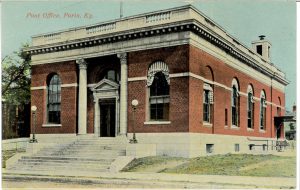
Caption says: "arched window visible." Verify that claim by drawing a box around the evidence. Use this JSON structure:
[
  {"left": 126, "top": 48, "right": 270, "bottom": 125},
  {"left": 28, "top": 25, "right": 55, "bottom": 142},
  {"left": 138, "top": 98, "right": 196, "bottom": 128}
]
[
  {"left": 277, "top": 97, "right": 281, "bottom": 116},
  {"left": 203, "top": 83, "right": 213, "bottom": 123},
  {"left": 231, "top": 79, "right": 239, "bottom": 127},
  {"left": 260, "top": 91, "right": 267, "bottom": 130},
  {"left": 47, "top": 74, "right": 61, "bottom": 124},
  {"left": 247, "top": 85, "right": 254, "bottom": 129},
  {"left": 147, "top": 61, "right": 170, "bottom": 121}
]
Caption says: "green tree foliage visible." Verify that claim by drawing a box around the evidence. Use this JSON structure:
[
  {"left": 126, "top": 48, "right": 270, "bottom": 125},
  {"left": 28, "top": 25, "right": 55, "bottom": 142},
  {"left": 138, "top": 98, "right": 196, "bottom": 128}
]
[{"left": 2, "top": 44, "right": 31, "bottom": 105}]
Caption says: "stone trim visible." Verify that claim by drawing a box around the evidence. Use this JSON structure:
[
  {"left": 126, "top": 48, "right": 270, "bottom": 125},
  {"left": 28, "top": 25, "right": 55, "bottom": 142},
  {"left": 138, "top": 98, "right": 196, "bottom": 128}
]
[
  {"left": 61, "top": 83, "right": 78, "bottom": 88},
  {"left": 26, "top": 21, "right": 287, "bottom": 86},
  {"left": 30, "top": 86, "right": 46, "bottom": 90},
  {"left": 144, "top": 121, "right": 171, "bottom": 125},
  {"left": 128, "top": 72, "right": 284, "bottom": 109},
  {"left": 128, "top": 77, "right": 147, "bottom": 82},
  {"left": 31, "top": 83, "right": 78, "bottom": 90},
  {"left": 42, "top": 124, "right": 62, "bottom": 127}
]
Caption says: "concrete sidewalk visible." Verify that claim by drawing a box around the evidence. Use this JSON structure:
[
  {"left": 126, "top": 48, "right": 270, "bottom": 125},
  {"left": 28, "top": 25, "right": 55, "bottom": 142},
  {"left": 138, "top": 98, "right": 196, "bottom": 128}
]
[{"left": 2, "top": 169, "right": 296, "bottom": 189}]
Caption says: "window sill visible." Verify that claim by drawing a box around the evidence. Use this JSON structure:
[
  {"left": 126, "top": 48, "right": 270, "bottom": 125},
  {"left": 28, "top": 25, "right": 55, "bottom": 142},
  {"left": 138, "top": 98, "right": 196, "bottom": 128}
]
[
  {"left": 203, "top": 122, "right": 212, "bottom": 127},
  {"left": 259, "top": 129, "right": 266, "bottom": 133},
  {"left": 144, "top": 121, "right": 171, "bottom": 125},
  {"left": 231, "top": 125, "right": 240, "bottom": 130},
  {"left": 247, "top": 128, "right": 254, "bottom": 132},
  {"left": 42, "top": 124, "right": 62, "bottom": 127}
]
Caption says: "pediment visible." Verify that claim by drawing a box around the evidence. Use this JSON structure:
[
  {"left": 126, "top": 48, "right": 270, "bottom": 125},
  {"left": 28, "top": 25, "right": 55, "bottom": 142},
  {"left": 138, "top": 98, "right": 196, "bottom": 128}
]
[{"left": 90, "top": 79, "right": 119, "bottom": 92}]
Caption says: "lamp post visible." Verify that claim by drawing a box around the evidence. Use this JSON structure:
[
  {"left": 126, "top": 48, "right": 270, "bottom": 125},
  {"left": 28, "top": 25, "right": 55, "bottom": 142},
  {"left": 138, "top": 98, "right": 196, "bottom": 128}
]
[
  {"left": 30, "top": 105, "right": 38, "bottom": 143},
  {"left": 130, "top": 99, "right": 138, "bottom": 143}
]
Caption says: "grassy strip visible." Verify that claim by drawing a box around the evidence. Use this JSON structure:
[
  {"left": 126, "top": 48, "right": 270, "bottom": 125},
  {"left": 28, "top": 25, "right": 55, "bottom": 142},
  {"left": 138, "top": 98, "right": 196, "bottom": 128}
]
[{"left": 122, "top": 154, "right": 296, "bottom": 177}]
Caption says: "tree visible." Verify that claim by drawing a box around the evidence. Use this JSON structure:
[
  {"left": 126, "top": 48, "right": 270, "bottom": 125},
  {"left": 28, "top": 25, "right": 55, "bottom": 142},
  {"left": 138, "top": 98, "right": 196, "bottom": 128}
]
[{"left": 2, "top": 44, "right": 31, "bottom": 105}]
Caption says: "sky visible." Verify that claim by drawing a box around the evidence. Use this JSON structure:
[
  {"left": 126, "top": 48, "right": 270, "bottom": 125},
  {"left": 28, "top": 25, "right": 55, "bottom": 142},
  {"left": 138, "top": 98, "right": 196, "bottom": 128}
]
[{"left": 1, "top": 0, "right": 297, "bottom": 110}]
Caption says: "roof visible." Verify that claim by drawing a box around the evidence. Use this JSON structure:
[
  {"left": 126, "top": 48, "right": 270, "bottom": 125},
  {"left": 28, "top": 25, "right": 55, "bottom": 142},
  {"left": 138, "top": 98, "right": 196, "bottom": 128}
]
[{"left": 25, "top": 5, "right": 288, "bottom": 85}]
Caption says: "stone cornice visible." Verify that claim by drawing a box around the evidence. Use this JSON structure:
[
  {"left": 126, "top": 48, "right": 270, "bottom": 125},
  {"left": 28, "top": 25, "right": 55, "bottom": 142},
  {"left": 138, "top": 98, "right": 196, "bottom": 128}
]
[{"left": 25, "top": 21, "right": 288, "bottom": 86}]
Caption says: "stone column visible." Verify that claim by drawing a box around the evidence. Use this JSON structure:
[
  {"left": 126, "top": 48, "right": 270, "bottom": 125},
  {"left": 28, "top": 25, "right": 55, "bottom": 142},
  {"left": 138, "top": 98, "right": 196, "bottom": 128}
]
[
  {"left": 117, "top": 53, "right": 128, "bottom": 136},
  {"left": 76, "top": 58, "right": 87, "bottom": 135}
]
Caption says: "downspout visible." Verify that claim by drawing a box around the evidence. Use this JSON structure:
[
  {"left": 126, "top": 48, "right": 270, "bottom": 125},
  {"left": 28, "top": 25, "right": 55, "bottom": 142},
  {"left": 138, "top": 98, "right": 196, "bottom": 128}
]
[
  {"left": 212, "top": 85, "right": 214, "bottom": 134},
  {"left": 270, "top": 72, "right": 275, "bottom": 150}
]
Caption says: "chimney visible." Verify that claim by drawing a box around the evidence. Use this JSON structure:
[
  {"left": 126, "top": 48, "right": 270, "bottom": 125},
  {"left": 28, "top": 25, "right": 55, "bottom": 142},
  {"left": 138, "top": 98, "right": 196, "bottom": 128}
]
[
  {"left": 252, "top": 35, "right": 271, "bottom": 62},
  {"left": 292, "top": 103, "right": 296, "bottom": 113}
]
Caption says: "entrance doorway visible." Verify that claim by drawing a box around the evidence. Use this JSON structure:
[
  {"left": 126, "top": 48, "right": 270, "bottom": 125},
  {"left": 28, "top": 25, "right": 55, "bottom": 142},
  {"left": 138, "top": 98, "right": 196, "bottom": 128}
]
[{"left": 100, "top": 99, "right": 116, "bottom": 137}]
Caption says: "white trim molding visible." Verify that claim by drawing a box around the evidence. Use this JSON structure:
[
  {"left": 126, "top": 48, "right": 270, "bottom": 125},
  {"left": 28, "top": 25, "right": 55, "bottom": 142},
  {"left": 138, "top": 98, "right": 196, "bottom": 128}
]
[
  {"left": 30, "top": 86, "right": 46, "bottom": 90},
  {"left": 128, "top": 71, "right": 285, "bottom": 109},
  {"left": 61, "top": 83, "right": 78, "bottom": 88},
  {"left": 128, "top": 76, "right": 147, "bottom": 82},
  {"left": 144, "top": 121, "right": 171, "bottom": 125},
  {"left": 42, "top": 124, "right": 62, "bottom": 127},
  {"left": 31, "top": 83, "right": 78, "bottom": 90}
]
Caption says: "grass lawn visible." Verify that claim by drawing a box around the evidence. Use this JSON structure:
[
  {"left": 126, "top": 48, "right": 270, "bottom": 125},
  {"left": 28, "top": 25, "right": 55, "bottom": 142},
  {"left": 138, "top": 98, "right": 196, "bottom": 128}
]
[
  {"left": 122, "top": 154, "right": 296, "bottom": 177},
  {"left": 2, "top": 149, "right": 25, "bottom": 168}
]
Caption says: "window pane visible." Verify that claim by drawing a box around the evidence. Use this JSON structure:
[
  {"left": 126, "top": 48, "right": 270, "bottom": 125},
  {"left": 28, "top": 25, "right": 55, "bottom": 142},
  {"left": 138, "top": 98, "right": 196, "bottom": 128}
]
[
  {"left": 150, "top": 72, "right": 169, "bottom": 96},
  {"left": 48, "top": 74, "right": 61, "bottom": 124},
  {"left": 149, "top": 71, "right": 170, "bottom": 121}
]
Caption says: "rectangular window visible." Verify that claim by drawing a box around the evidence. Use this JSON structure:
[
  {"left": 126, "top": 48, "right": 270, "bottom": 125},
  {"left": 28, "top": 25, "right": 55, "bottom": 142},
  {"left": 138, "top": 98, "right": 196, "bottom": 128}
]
[
  {"left": 234, "top": 144, "right": 240, "bottom": 152},
  {"left": 150, "top": 96, "right": 169, "bottom": 120},
  {"left": 247, "top": 94, "right": 254, "bottom": 129},
  {"left": 260, "top": 99, "right": 266, "bottom": 130},
  {"left": 225, "top": 109, "right": 228, "bottom": 126},
  {"left": 232, "top": 106, "right": 237, "bottom": 126},
  {"left": 206, "top": 144, "right": 214, "bottom": 154},
  {"left": 203, "top": 90, "right": 210, "bottom": 123},
  {"left": 231, "top": 87, "right": 239, "bottom": 127}
]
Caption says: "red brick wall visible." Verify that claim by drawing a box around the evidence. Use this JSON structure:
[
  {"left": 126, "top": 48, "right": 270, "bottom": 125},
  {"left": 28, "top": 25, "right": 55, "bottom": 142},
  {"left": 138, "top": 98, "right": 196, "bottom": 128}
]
[
  {"left": 127, "top": 45, "right": 190, "bottom": 133},
  {"left": 31, "top": 61, "right": 77, "bottom": 134},
  {"left": 189, "top": 45, "right": 285, "bottom": 138},
  {"left": 30, "top": 44, "right": 285, "bottom": 138}
]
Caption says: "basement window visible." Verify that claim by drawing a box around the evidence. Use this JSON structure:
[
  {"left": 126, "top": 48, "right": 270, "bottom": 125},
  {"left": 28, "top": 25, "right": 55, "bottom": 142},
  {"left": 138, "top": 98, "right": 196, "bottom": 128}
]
[
  {"left": 234, "top": 144, "right": 240, "bottom": 152},
  {"left": 206, "top": 144, "right": 214, "bottom": 154},
  {"left": 262, "top": 144, "right": 267, "bottom": 151},
  {"left": 249, "top": 144, "right": 255, "bottom": 151}
]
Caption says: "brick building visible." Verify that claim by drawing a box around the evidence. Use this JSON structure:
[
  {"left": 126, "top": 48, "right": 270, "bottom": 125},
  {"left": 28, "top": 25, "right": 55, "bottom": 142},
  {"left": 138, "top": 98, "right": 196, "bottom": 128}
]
[{"left": 26, "top": 5, "right": 288, "bottom": 157}]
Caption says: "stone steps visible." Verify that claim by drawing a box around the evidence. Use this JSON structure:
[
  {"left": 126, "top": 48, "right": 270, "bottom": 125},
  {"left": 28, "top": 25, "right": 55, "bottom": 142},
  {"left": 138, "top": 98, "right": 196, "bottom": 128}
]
[
  {"left": 21, "top": 156, "right": 114, "bottom": 162},
  {"left": 6, "top": 137, "right": 127, "bottom": 173},
  {"left": 9, "top": 165, "right": 109, "bottom": 172},
  {"left": 12, "top": 161, "right": 110, "bottom": 169},
  {"left": 34, "top": 151, "right": 125, "bottom": 157},
  {"left": 19, "top": 158, "right": 114, "bottom": 164}
]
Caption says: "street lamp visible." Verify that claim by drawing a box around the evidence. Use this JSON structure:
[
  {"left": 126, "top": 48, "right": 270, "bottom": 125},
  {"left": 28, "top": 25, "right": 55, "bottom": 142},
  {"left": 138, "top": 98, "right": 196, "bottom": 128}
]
[
  {"left": 30, "top": 105, "right": 38, "bottom": 143},
  {"left": 130, "top": 99, "right": 138, "bottom": 143}
]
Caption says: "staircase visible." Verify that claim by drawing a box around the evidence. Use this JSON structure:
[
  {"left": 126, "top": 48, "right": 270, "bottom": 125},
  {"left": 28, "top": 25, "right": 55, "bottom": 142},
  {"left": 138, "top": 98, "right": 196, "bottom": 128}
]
[{"left": 6, "top": 137, "right": 127, "bottom": 173}]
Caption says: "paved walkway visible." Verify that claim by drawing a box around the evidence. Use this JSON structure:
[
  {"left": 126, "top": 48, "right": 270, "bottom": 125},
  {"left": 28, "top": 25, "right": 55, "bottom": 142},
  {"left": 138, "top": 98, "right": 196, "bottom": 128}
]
[{"left": 2, "top": 169, "right": 296, "bottom": 189}]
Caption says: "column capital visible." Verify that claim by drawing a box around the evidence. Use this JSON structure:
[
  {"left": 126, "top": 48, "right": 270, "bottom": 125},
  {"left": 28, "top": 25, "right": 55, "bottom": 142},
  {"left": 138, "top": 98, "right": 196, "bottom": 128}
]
[
  {"left": 117, "top": 53, "right": 127, "bottom": 64},
  {"left": 76, "top": 58, "right": 87, "bottom": 70}
]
